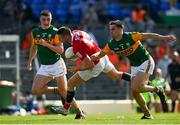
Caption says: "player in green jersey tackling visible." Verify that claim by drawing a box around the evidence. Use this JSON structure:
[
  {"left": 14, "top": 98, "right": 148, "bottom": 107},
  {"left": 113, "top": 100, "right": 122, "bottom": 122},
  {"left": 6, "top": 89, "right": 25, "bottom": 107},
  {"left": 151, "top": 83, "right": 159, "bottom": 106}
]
[
  {"left": 91, "top": 20, "right": 176, "bottom": 119},
  {"left": 27, "top": 10, "right": 84, "bottom": 119}
]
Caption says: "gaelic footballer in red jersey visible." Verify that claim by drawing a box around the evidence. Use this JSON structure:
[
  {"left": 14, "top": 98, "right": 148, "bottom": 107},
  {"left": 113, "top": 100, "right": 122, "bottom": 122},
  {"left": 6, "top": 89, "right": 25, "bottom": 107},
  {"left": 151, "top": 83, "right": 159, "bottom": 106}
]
[
  {"left": 72, "top": 30, "right": 101, "bottom": 64},
  {"left": 54, "top": 26, "right": 131, "bottom": 115}
]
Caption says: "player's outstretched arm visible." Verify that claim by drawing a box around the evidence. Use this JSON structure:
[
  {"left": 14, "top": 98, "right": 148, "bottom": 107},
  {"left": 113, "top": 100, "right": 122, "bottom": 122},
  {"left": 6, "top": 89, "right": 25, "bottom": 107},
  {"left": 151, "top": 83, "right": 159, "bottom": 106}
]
[
  {"left": 68, "top": 55, "right": 94, "bottom": 73},
  {"left": 141, "top": 33, "right": 176, "bottom": 42},
  {"left": 91, "top": 50, "right": 107, "bottom": 61},
  {"left": 76, "top": 55, "right": 94, "bottom": 71}
]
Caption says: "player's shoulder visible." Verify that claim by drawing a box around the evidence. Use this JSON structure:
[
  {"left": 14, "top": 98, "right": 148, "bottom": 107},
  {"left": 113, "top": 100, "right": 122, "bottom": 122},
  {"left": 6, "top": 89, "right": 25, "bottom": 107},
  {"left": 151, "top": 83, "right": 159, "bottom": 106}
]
[
  {"left": 31, "top": 26, "right": 42, "bottom": 37},
  {"left": 72, "top": 30, "right": 82, "bottom": 35},
  {"left": 109, "top": 39, "right": 114, "bottom": 43},
  {"left": 50, "top": 25, "right": 58, "bottom": 31},
  {"left": 48, "top": 26, "right": 58, "bottom": 35},
  {"left": 123, "top": 32, "right": 141, "bottom": 38},
  {"left": 124, "top": 32, "right": 139, "bottom": 35},
  {"left": 72, "top": 30, "right": 84, "bottom": 41},
  {"left": 107, "top": 39, "right": 116, "bottom": 47},
  {"left": 31, "top": 26, "right": 40, "bottom": 33}
]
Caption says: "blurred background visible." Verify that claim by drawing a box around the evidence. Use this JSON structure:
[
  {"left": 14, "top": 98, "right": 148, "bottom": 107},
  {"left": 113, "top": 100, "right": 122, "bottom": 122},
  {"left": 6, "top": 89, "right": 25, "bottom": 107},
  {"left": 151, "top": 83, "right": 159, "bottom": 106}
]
[{"left": 0, "top": 0, "right": 179, "bottom": 115}]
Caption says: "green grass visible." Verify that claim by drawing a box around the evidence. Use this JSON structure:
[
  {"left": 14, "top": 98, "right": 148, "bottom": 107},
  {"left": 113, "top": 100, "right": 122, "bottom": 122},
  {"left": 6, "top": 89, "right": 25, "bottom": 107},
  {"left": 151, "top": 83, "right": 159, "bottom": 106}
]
[{"left": 0, "top": 113, "right": 179, "bottom": 124}]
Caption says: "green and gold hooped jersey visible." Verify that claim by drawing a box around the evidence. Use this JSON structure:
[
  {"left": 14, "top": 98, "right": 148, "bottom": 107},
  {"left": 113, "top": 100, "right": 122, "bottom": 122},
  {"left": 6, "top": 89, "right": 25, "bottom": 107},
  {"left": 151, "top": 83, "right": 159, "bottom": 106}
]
[
  {"left": 31, "top": 26, "right": 61, "bottom": 65},
  {"left": 103, "top": 32, "right": 150, "bottom": 66}
]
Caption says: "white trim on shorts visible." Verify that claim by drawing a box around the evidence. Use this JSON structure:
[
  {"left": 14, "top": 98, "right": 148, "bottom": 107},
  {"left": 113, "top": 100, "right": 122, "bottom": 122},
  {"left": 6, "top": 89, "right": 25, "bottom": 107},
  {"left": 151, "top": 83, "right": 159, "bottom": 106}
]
[
  {"left": 78, "top": 55, "right": 114, "bottom": 81},
  {"left": 37, "top": 58, "right": 67, "bottom": 78},
  {"left": 131, "top": 57, "right": 155, "bottom": 76}
]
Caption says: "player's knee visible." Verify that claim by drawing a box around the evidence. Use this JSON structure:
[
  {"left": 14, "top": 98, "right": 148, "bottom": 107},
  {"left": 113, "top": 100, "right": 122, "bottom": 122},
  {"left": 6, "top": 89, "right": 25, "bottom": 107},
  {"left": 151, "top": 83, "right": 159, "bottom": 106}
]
[
  {"left": 68, "top": 84, "right": 76, "bottom": 91},
  {"left": 132, "top": 87, "right": 140, "bottom": 93},
  {"left": 110, "top": 70, "right": 119, "bottom": 79},
  {"left": 132, "top": 81, "right": 145, "bottom": 92},
  {"left": 131, "top": 82, "right": 140, "bottom": 92},
  {"left": 138, "top": 84, "right": 146, "bottom": 92},
  {"left": 114, "top": 73, "right": 121, "bottom": 80}
]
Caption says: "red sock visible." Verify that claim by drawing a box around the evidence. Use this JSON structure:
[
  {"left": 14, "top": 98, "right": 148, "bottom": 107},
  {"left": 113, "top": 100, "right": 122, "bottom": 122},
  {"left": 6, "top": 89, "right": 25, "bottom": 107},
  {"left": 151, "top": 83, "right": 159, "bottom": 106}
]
[{"left": 64, "top": 102, "right": 70, "bottom": 110}]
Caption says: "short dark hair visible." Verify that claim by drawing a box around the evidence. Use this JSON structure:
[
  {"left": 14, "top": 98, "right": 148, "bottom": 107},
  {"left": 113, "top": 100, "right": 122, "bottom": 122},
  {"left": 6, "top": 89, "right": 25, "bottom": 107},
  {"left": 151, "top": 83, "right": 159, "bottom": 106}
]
[
  {"left": 57, "top": 26, "right": 71, "bottom": 36},
  {"left": 40, "top": 10, "right": 52, "bottom": 17},
  {"left": 109, "top": 20, "right": 124, "bottom": 28}
]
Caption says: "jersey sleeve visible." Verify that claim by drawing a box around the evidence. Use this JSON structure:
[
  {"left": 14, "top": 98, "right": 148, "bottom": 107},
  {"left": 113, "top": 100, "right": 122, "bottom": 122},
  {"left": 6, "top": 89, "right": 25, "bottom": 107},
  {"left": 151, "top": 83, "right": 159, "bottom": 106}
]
[
  {"left": 131, "top": 32, "right": 143, "bottom": 42},
  {"left": 102, "top": 44, "right": 111, "bottom": 53},
  {"left": 31, "top": 32, "right": 36, "bottom": 46}
]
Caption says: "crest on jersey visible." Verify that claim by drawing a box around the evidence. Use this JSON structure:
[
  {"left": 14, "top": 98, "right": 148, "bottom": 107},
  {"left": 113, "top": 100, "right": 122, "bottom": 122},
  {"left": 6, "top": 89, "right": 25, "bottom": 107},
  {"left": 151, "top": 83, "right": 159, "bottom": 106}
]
[
  {"left": 42, "top": 33, "right": 47, "bottom": 38},
  {"left": 48, "top": 34, "right": 52, "bottom": 39},
  {"left": 74, "top": 34, "right": 80, "bottom": 41}
]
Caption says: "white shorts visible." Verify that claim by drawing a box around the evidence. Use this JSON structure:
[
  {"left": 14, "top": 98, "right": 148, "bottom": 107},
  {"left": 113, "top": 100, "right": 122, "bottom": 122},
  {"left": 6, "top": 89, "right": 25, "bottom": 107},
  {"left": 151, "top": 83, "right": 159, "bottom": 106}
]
[
  {"left": 37, "top": 58, "right": 67, "bottom": 78},
  {"left": 78, "top": 55, "right": 114, "bottom": 81},
  {"left": 131, "top": 57, "right": 155, "bottom": 76}
]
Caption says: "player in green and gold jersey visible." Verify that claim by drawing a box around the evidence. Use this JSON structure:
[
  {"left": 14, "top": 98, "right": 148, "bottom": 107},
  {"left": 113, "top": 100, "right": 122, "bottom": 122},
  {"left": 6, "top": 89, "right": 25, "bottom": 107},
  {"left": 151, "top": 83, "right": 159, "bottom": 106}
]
[
  {"left": 92, "top": 20, "right": 176, "bottom": 119},
  {"left": 27, "top": 10, "right": 84, "bottom": 119}
]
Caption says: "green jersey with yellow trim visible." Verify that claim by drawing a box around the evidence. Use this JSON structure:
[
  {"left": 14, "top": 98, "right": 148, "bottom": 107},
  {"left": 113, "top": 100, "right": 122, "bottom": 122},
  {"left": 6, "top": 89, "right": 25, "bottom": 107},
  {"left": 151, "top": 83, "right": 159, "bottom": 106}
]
[
  {"left": 32, "top": 26, "right": 61, "bottom": 65},
  {"left": 106, "top": 32, "right": 150, "bottom": 66}
]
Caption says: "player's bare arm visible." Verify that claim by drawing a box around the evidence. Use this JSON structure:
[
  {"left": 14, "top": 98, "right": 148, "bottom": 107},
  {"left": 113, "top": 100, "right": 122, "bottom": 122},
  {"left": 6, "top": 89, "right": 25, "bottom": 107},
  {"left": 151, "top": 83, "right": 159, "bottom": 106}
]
[
  {"left": 141, "top": 33, "right": 176, "bottom": 42},
  {"left": 68, "top": 55, "right": 94, "bottom": 73},
  {"left": 91, "top": 50, "right": 107, "bottom": 61},
  {"left": 27, "top": 33, "right": 37, "bottom": 71},
  {"left": 38, "top": 38, "right": 64, "bottom": 54},
  {"left": 27, "top": 44, "right": 37, "bottom": 71}
]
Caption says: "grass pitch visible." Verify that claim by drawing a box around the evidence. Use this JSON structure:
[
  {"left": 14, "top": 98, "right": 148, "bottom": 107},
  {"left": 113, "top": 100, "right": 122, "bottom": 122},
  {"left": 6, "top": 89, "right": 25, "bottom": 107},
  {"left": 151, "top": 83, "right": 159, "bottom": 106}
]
[{"left": 0, "top": 113, "right": 179, "bottom": 124}]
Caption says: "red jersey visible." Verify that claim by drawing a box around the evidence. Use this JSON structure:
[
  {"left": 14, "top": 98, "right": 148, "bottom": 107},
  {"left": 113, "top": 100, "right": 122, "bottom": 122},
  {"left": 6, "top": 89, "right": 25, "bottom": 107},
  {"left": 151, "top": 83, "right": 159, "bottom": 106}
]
[{"left": 72, "top": 30, "right": 101, "bottom": 64}]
